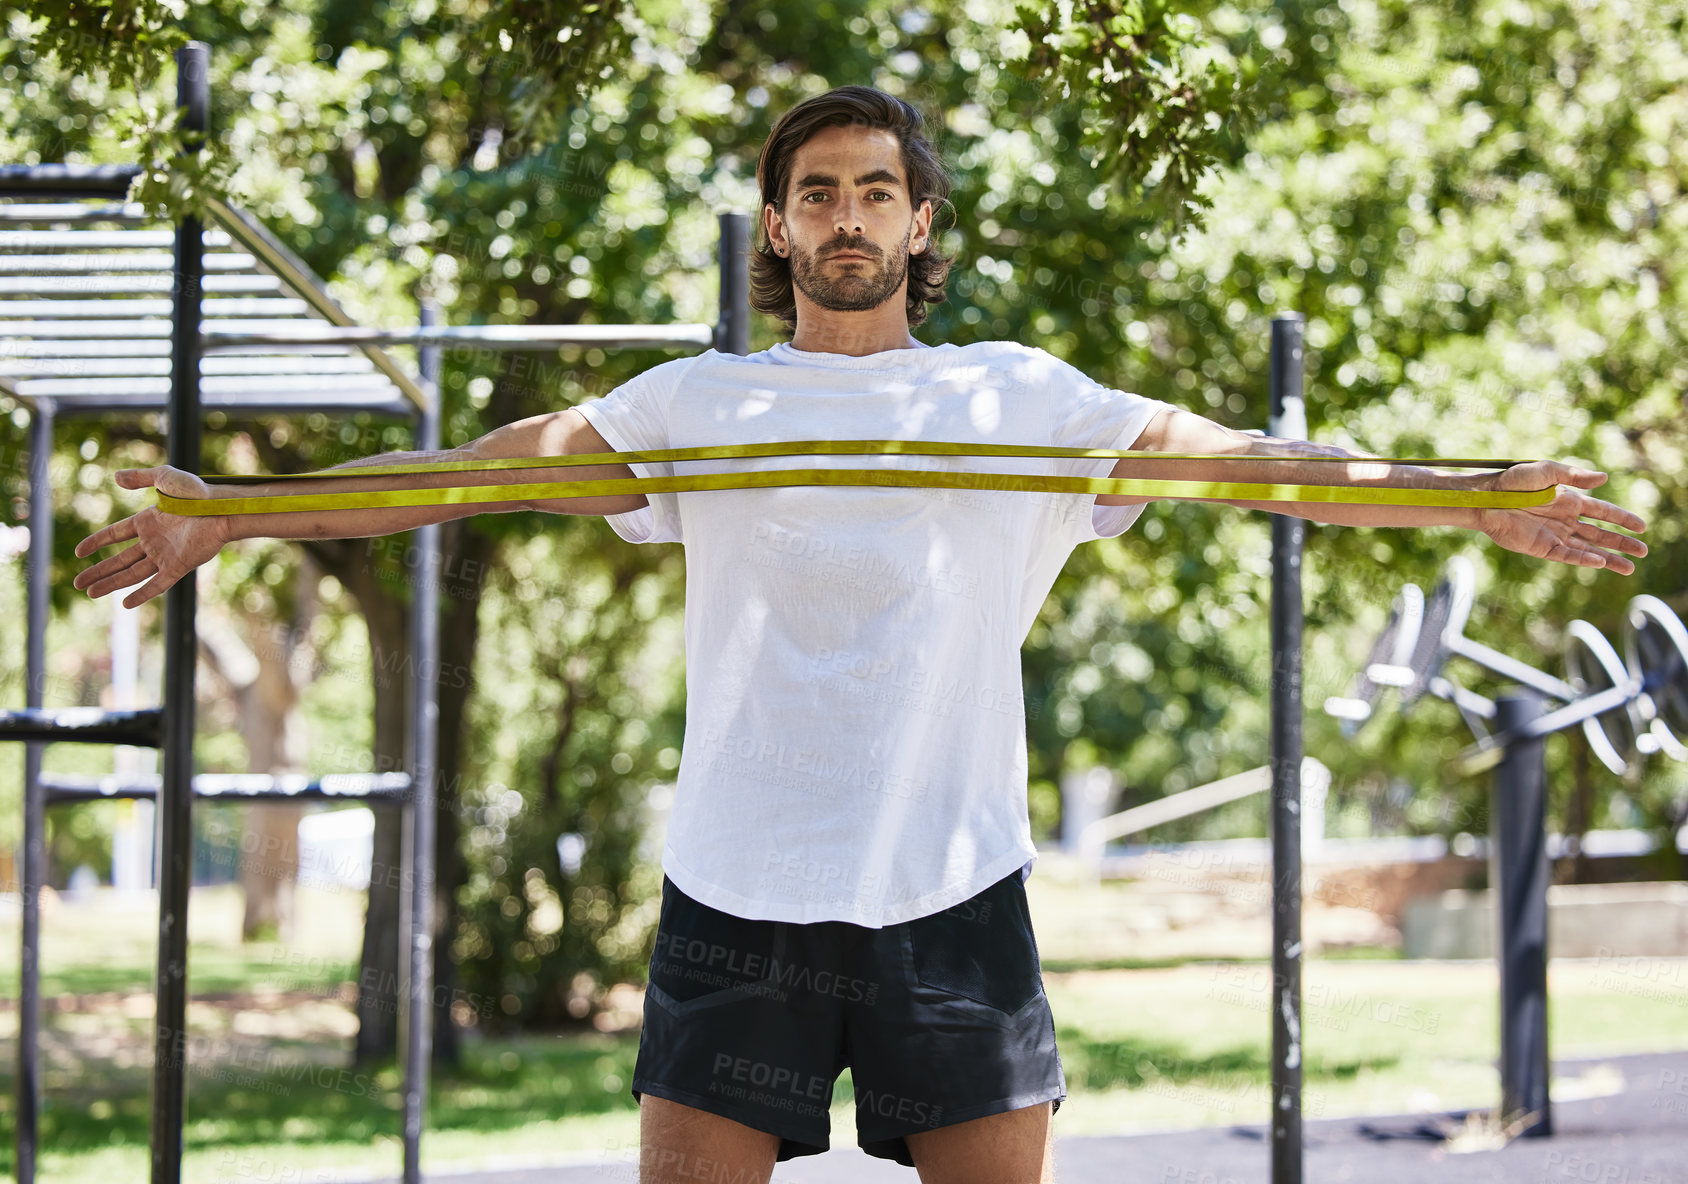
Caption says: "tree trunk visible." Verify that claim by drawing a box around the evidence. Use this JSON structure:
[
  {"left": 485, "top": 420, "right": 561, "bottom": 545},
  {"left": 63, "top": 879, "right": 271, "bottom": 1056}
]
[
  {"left": 353, "top": 560, "right": 411, "bottom": 1066},
  {"left": 195, "top": 564, "right": 314, "bottom": 942},
  {"left": 304, "top": 538, "right": 412, "bottom": 1066},
  {"left": 237, "top": 570, "right": 315, "bottom": 940},
  {"left": 295, "top": 422, "right": 500, "bottom": 1065},
  {"left": 313, "top": 525, "right": 489, "bottom": 1067},
  {"left": 429, "top": 516, "right": 494, "bottom": 1068},
  {"left": 239, "top": 801, "right": 305, "bottom": 937}
]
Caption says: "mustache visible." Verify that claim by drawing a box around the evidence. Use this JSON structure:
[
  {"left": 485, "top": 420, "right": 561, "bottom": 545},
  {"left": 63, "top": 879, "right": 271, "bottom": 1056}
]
[{"left": 821, "top": 236, "right": 881, "bottom": 258}]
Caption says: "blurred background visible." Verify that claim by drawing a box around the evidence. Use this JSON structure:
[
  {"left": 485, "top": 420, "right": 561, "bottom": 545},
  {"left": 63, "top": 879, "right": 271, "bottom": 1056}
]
[{"left": 1, "top": 0, "right": 1685, "bottom": 1179}]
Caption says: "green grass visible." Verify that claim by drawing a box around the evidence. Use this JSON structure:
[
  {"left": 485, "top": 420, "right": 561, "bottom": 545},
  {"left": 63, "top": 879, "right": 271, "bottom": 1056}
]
[
  {"left": 4, "top": 882, "right": 360, "bottom": 999},
  {"left": 1041, "top": 958, "right": 1688, "bottom": 1134},
  {"left": 0, "top": 1034, "right": 650, "bottom": 1183},
  {"left": 1, "top": 882, "right": 1685, "bottom": 1182},
  {"left": 1307, "top": 943, "right": 1406, "bottom": 961}
]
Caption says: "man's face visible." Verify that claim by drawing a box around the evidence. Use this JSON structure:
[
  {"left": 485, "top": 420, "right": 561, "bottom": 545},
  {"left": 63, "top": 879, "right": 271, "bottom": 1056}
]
[{"left": 766, "top": 124, "right": 930, "bottom": 316}]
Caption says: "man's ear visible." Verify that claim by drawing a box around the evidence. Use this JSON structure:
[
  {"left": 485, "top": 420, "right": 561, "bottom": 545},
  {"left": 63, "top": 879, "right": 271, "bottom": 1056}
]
[
  {"left": 910, "top": 198, "right": 934, "bottom": 255},
  {"left": 764, "top": 202, "right": 789, "bottom": 257}
]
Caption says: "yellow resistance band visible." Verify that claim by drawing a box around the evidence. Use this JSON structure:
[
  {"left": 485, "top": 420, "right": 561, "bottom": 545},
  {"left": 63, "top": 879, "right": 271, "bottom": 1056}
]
[{"left": 155, "top": 440, "right": 1554, "bottom": 517}]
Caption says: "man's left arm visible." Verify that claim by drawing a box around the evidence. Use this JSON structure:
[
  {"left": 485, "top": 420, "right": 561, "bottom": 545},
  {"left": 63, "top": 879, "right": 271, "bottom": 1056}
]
[{"left": 1097, "top": 407, "right": 1649, "bottom": 574}]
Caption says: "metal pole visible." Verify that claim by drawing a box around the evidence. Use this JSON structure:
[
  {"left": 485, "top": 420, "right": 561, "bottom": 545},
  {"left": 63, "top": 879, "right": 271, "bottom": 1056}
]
[
  {"left": 1267, "top": 312, "right": 1306, "bottom": 1184},
  {"left": 1492, "top": 690, "right": 1552, "bottom": 1137},
  {"left": 16, "top": 398, "right": 54, "bottom": 1184},
  {"left": 715, "top": 212, "right": 750, "bottom": 355},
  {"left": 402, "top": 299, "right": 442, "bottom": 1184},
  {"left": 151, "top": 40, "right": 208, "bottom": 1184}
]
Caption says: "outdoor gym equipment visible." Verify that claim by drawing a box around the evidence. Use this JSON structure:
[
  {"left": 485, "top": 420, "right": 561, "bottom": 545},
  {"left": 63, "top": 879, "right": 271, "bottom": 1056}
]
[
  {"left": 1324, "top": 555, "right": 1688, "bottom": 1138},
  {"left": 0, "top": 42, "right": 751, "bottom": 1184}
]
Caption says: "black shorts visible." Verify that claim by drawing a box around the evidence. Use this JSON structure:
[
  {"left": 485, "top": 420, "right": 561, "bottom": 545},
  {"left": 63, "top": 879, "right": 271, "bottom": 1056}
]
[{"left": 631, "top": 869, "right": 1066, "bottom": 1165}]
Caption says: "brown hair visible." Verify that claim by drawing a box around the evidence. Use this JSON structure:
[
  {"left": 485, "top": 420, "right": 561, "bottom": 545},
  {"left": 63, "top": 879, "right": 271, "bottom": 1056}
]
[{"left": 751, "top": 85, "right": 954, "bottom": 329}]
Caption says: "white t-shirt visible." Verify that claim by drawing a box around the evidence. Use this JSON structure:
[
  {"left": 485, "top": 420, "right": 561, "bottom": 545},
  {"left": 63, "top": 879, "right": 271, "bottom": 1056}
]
[{"left": 577, "top": 339, "right": 1173, "bottom": 927}]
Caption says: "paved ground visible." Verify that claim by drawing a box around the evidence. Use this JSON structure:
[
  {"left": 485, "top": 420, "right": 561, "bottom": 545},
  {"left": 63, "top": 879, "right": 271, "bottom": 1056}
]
[{"left": 385, "top": 1049, "right": 1688, "bottom": 1183}]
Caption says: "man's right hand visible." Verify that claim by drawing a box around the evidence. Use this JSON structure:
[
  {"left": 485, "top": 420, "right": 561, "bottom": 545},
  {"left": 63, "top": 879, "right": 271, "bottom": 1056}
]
[{"left": 72, "top": 466, "right": 234, "bottom": 608}]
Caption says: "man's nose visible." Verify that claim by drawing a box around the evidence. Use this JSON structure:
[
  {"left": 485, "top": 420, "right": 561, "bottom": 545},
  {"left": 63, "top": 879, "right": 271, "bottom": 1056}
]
[{"left": 832, "top": 195, "right": 868, "bottom": 236}]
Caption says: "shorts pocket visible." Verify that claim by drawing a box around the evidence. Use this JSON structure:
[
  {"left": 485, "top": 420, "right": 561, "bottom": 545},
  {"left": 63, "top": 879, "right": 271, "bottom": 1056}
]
[
  {"left": 647, "top": 877, "right": 788, "bottom": 1013},
  {"left": 904, "top": 874, "right": 1043, "bottom": 1017}
]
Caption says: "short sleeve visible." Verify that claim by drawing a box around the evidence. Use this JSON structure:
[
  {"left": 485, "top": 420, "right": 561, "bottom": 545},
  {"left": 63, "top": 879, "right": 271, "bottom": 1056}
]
[
  {"left": 575, "top": 355, "right": 700, "bottom": 546},
  {"left": 1037, "top": 349, "right": 1177, "bottom": 543}
]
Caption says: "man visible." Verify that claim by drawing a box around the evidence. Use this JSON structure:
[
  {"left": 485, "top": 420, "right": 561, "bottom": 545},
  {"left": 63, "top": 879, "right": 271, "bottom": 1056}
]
[{"left": 75, "top": 86, "right": 1645, "bottom": 1183}]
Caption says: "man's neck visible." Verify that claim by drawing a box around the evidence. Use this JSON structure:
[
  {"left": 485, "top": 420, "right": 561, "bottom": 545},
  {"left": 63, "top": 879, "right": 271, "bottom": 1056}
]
[{"left": 788, "top": 306, "right": 923, "bottom": 356}]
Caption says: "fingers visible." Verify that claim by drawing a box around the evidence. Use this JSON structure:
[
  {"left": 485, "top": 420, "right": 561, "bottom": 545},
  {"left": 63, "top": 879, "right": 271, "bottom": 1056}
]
[
  {"left": 123, "top": 569, "right": 178, "bottom": 609},
  {"left": 77, "top": 474, "right": 174, "bottom": 560},
  {"left": 89, "top": 555, "right": 160, "bottom": 601},
  {"left": 1545, "top": 541, "right": 1615, "bottom": 572},
  {"left": 1553, "top": 537, "right": 1637, "bottom": 576},
  {"left": 1588, "top": 549, "right": 1636, "bottom": 575},
  {"left": 114, "top": 467, "right": 163, "bottom": 489},
  {"left": 73, "top": 542, "right": 150, "bottom": 594},
  {"left": 1546, "top": 462, "right": 1606, "bottom": 489},
  {"left": 1539, "top": 514, "right": 1644, "bottom": 573},
  {"left": 1570, "top": 494, "right": 1647, "bottom": 535},
  {"left": 74, "top": 515, "right": 139, "bottom": 558},
  {"left": 1573, "top": 521, "right": 1648, "bottom": 558}
]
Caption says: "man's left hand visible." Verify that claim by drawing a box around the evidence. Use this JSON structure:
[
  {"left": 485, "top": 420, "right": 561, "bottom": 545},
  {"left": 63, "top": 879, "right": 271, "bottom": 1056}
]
[{"left": 1476, "top": 462, "right": 1648, "bottom": 574}]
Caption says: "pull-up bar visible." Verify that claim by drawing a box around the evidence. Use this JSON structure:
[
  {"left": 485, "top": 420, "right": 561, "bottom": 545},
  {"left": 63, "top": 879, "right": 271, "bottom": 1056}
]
[{"left": 201, "top": 322, "right": 719, "bottom": 351}]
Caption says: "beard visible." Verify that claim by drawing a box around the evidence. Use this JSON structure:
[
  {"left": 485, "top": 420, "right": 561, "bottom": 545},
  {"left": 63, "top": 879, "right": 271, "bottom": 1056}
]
[{"left": 789, "top": 229, "right": 911, "bottom": 314}]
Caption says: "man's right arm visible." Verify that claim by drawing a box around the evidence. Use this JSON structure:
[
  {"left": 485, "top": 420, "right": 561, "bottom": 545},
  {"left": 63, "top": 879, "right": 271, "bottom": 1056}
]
[
  {"left": 218, "top": 406, "right": 646, "bottom": 540},
  {"left": 74, "top": 407, "right": 644, "bottom": 607}
]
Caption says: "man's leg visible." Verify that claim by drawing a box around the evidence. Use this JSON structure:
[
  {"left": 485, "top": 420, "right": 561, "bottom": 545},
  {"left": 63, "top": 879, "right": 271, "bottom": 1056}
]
[
  {"left": 905, "top": 1100, "right": 1055, "bottom": 1184},
  {"left": 639, "top": 1093, "right": 781, "bottom": 1184},
  {"left": 848, "top": 871, "right": 1065, "bottom": 1170},
  {"left": 632, "top": 877, "right": 843, "bottom": 1174}
]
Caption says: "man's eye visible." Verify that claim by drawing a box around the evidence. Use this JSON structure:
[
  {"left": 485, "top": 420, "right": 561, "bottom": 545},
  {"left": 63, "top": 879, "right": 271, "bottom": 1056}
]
[
  {"left": 870, "top": 191, "right": 893, "bottom": 201},
  {"left": 803, "top": 192, "right": 827, "bottom": 202}
]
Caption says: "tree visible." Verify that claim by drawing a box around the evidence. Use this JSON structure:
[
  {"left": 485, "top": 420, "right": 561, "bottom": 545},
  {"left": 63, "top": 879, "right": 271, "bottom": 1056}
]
[
  {"left": 195, "top": 552, "right": 318, "bottom": 942},
  {"left": 8, "top": 0, "right": 1682, "bottom": 1073}
]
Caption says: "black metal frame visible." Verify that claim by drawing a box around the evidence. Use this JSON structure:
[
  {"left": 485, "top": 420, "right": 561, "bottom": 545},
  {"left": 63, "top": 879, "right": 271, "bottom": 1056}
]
[
  {"left": 3, "top": 40, "right": 752, "bottom": 1184},
  {"left": 1492, "top": 691, "right": 1553, "bottom": 1137},
  {"left": 1267, "top": 314, "right": 1306, "bottom": 1184}
]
